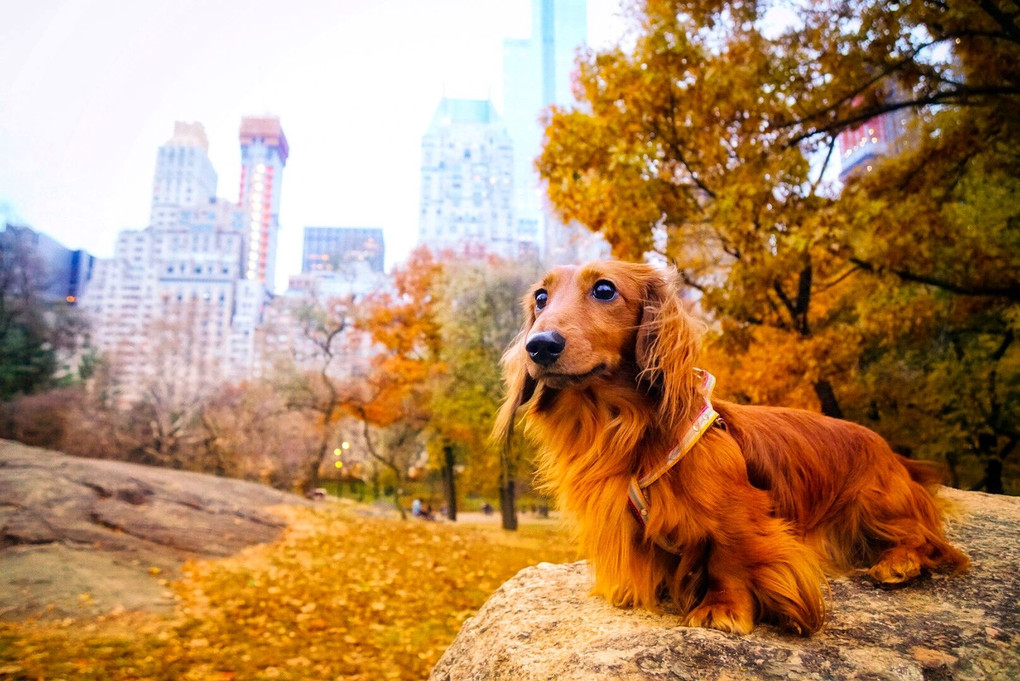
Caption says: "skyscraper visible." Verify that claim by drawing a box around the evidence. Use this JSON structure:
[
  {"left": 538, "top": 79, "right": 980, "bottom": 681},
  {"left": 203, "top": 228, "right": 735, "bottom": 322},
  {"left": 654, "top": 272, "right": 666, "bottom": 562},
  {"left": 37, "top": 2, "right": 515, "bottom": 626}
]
[
  {"left": 81, "top": 119, "right": 277, "bottom": 404},
  {"left": 503, "top": 0, "right": 606, "bottom": 263},
  {"left": 238, "top": 116, "right": 288, "bottom": 290},
  {"left": 417, "top": 97, "right": 517, "bottom": 258},
  {"left": 150, "top": 122, "right": 218, "bottom": 221}
]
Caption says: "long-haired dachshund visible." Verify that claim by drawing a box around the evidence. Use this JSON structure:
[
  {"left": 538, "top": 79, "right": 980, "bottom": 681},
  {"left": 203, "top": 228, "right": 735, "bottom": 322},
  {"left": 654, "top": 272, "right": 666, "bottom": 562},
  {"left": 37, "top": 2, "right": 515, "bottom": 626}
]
[{"left": 494, "top": 260, "right": 967, "bottom": 635}]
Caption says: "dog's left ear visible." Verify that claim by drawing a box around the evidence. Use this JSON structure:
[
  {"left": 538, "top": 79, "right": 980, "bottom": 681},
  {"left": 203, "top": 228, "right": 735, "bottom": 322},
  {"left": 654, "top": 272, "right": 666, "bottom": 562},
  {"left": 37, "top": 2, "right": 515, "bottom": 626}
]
[{"left": 635, "top": 268, "right": 702, "bottom": 430}]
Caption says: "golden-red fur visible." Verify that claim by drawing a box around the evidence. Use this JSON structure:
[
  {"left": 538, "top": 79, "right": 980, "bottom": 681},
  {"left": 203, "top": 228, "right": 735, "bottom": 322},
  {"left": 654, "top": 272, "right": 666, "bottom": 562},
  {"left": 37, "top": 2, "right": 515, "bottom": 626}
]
[{"left": 494, "top": 261, "right": 967, "bottom": 636}]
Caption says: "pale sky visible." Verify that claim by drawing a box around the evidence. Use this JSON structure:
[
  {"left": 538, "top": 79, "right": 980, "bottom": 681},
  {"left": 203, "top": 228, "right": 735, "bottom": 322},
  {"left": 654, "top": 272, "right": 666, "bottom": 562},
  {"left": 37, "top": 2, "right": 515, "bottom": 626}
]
[{"left": 0, "top": 0, "right": 628, "bottom": 291}]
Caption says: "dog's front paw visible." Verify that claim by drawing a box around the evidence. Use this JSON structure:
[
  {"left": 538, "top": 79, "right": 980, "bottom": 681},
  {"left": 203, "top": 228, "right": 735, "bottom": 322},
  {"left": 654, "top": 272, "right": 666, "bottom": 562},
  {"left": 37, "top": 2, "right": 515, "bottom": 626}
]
[
  {"left": 867, "top": 547, "right": 922, "bottom": 587},
  {"left": 683, "top": 601, "right": 754, "bottom": 635}
]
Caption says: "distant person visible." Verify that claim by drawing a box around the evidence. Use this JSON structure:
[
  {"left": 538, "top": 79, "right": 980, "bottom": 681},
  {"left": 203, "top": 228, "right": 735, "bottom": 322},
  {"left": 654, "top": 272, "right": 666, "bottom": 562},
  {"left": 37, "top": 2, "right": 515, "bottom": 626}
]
[
  {"left": 412, "top": 498, "right": 422, "bottom": 517},
  {"left": 481, "top": 502, "right": 493, "bottom": 515}
]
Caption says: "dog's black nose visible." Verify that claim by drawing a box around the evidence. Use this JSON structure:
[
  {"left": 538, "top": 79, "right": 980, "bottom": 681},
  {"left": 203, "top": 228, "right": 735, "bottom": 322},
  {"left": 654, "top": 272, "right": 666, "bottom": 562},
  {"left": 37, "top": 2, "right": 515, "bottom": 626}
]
[{"left": 526, "top": 330, "right": 566, "bottom": 366}]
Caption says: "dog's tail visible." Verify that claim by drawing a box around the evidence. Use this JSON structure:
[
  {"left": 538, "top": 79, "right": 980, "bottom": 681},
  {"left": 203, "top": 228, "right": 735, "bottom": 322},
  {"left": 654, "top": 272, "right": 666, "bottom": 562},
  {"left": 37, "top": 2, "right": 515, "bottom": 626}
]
[{"left": 899, "top": 455, "right": 945, "bottom": 489}]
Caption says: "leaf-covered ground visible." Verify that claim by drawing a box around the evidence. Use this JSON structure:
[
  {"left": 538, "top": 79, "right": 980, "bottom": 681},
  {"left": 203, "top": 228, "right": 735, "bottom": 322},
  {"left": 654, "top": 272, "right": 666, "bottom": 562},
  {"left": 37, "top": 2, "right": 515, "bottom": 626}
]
[{"left": 0, "top": 504, "right": 577, "bottom": 680}]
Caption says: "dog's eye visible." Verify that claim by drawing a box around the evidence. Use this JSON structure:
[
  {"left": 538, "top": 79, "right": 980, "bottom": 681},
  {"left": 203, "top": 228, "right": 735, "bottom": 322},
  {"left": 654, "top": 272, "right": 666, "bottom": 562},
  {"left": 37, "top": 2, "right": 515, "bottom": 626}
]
[
  {"left": 535, "top": 289, "right": 548, "bottom": 310},
  {"left": 592, "top": 280, "right": 617, "bottom": 301}
]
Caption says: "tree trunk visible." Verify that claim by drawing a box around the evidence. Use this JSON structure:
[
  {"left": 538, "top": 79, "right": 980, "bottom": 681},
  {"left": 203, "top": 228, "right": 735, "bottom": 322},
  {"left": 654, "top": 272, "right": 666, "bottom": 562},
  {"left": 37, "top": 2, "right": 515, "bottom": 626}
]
[
  {"left": 300, "top": 440, "right": 329, "bottom": 496},
  {"left": 813, "top": 379, "right": 844, "bottom": 419},
  {"left": 972, "top": 434, "right": 1005, "bottom": 494},
  {"left": 975, "top": 458, "right": 1004, "bottom": 494},
  {"left": 392, "top": 489, "right": 407, "bottom": 520},
  {"left": 500, "top": 479, "right": 518, "bottom": 531},
  {"left": 945, "top": 451, "right": 961, "bottom": 489},
  {"left": 499, "top": 443, "right": 518, "bottom": 530},
  {"left": 442, "top": 444, "right": 457, "bottom": 521}
]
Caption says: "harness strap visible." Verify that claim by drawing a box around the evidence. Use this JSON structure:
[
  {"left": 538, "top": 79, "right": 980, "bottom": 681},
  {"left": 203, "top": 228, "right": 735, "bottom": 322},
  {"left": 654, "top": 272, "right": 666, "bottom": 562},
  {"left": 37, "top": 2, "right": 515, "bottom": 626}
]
[{"left": 628, "top": 370, "right": 721, "bottom": 551}]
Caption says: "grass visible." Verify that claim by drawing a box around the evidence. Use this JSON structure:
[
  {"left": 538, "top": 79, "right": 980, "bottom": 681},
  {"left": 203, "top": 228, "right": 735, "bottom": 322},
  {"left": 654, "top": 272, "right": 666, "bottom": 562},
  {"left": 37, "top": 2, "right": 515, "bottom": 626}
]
[{"left": 0, "top": 502, "right": 578, "bottom": 680}]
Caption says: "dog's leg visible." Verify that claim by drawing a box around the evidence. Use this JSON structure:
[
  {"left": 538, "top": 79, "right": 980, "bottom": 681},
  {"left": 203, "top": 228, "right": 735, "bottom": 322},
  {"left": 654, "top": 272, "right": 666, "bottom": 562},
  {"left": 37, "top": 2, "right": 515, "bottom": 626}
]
[
  {"left": 868, "top": 542, "right": 924, "bottom": 585},
  {"left": 739, "top": 516, "right": 827, "bottom": 635},
  {"left": 663, "top": 435, "right": 826, "bottom": 635},
  {"left": 839, "top": 455, "right": 969, "bottom": 586},
  {"left": 864, "top": 518, "right": 968, "bottom": 587},
  {"left": 680, "top": 510, "right": 825, "bottom": 636},
  {"left": 579, "top": 480, "right": 677, "bottom": 611},
  {"left": 682, "top": 553, "right": 755, "bottom": 634}
]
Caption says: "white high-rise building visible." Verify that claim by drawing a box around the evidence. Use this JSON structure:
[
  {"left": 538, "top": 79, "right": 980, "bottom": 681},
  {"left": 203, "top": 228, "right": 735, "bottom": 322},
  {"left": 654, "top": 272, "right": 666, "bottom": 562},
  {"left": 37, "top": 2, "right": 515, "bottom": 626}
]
[
  {"left": 84, "top": 230, "right": 157, "bottom": 397},
  {"left": 417, "top": 97, "right": 519, "bottom": 259},
  {"left": 82, "top": 119, "right": 283, "bottom": 404}
]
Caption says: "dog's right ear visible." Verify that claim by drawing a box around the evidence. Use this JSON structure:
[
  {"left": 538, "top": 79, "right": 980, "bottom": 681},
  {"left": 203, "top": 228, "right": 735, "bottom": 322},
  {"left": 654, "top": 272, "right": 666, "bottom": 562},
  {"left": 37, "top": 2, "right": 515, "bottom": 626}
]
[{"left": 492, "top": 330, "right": 537, "bottom": 452}]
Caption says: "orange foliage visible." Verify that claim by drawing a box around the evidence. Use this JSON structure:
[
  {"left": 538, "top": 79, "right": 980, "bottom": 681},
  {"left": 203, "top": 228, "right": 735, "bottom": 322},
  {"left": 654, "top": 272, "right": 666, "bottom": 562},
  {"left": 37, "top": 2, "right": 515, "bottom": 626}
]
[
  {"left": 0, "top": 506, "right": 575, "bottom": 680},
  {"left": 354, "top": 247, "right": 446, "bottom": 429}
]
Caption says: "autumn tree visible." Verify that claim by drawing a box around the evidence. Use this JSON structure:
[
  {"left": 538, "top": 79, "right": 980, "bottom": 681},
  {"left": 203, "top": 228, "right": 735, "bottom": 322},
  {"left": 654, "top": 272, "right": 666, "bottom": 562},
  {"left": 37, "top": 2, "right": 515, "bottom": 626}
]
[
  {"left": 198, "top": 381, "right": 318, "bottom": 488},
  {"left": 354, "top": 247, "right": 446, "bottom": 516},
  {"left": 355, "top": 249, "right": 549, "bottom": 524},
  {"left": 431, "top": 257, "right": 544, "bottom": 529},
  {"left": 122, "top": 298, "right": 237, "bottom": 470},
  {"left": 342, "top": 353, "right": 434, "bottom": 519},
  {"left": 0, "top": 226, "right": 88, "bottom": 400},
  {"left": 788, "top": 0, "right": 1019, "bottom": 488},
  {"left": 538, "top": 0, "right": 1019, "bottom": 488},
  {"left": 275, "top": 295, "right": 362, "bottom": 494}
]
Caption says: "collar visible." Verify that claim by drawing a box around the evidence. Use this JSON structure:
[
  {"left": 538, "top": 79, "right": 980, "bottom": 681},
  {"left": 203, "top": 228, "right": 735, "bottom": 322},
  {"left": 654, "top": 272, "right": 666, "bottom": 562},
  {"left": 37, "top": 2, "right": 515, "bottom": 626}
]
[{"left": 627, "top": 369, "right": 721, "bottom": 547}]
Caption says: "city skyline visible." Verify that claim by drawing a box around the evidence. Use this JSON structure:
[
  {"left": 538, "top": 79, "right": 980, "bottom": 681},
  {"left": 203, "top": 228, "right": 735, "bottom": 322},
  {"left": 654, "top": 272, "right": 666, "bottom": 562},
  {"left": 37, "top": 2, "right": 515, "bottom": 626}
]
[{"left": 0, "top": 0, "right": 627, "bottom": 292}]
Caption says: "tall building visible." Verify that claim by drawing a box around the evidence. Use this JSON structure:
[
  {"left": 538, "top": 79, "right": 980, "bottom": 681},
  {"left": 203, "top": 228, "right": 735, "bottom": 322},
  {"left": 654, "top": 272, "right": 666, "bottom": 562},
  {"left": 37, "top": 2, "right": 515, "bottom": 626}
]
[
  {"left": 417, "top": 97, "right": 516, "bottom": 258},
  {"left": 150, "top": 122, "right": 218, "bottom": 221},
  {"left": 84, "top": 199, "right": 261, "bottom": 402},
  {"left": 238, "top": 116, "right": 288, "bottom": 289},
  {"left": 82, "top": 119, "right": 281, "bottom": 404},
  {"left": 83, "top": 228, "right": 158, "bottom": 398},
  {"left": 503, "top": 0, "right": 606, "bottom": 263},
  {"left": 303, "top": 226, "right": 385, "bottom": 274}
]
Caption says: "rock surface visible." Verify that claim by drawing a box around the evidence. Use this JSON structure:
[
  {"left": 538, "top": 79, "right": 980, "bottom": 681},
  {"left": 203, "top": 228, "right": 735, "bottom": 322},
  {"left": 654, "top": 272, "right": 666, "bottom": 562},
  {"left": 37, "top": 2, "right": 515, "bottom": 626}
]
[
  {"left": 0, "top": 439, "right": 310, "bottom": 619},
  {"left": 431, "top": 488, "right": 1020, "bottom": 680}
]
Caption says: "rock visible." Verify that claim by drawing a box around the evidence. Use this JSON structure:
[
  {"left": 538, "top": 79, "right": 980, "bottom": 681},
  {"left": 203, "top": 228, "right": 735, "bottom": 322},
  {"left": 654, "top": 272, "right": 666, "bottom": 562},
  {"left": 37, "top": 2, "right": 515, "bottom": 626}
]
[
  {"left": 0, "top": 439, "right": 311, "bottom": 619},
  {"left": 431, "top": 488, "right": 1020, "bottom": 680}
]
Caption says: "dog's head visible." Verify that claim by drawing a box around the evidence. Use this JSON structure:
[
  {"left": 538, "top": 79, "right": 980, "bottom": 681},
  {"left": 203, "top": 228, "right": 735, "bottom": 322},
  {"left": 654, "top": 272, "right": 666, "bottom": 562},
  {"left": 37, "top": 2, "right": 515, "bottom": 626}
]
[{"left": 493, "top": 260, "right": 702, "bottom": 447}]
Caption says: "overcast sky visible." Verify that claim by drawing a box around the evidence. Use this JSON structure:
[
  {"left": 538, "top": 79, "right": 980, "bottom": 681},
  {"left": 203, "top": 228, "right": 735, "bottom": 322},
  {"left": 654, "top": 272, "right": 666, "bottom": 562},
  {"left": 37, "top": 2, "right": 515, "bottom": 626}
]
[{"left": 0, "top": 0, "right": 627, "bottom": 290}]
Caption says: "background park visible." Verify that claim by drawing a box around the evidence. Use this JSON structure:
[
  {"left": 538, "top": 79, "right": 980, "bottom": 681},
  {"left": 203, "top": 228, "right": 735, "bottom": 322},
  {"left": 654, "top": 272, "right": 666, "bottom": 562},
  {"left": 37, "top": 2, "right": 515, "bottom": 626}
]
[{"left": 1, "top": 0, "right": 1018, "bottom": 678}]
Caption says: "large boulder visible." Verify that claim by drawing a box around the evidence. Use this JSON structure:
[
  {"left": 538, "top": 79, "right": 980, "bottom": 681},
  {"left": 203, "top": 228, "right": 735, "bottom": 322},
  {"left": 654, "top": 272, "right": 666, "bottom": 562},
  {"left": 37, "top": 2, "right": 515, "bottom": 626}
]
[
  {"left": 0, "top": 439, "right": 310, "bottom": 618},
  {"left": 431, "top": 488, "right": 1019, "bottom": 680}
]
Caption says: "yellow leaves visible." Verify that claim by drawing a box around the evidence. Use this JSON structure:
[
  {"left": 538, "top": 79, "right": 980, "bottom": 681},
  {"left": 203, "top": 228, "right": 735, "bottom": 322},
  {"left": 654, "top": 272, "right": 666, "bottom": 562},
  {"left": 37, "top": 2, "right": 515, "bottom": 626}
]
[{"left": 1, "top": 506, "right": 575, "bottom": 680}]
